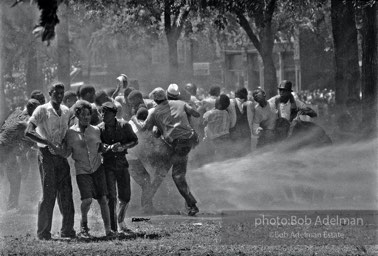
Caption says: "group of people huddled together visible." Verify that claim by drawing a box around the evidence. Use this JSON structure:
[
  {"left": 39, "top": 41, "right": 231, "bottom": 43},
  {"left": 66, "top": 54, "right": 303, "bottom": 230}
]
[{"left": 1, "top": 73, "right": 322, "bottom": 241}]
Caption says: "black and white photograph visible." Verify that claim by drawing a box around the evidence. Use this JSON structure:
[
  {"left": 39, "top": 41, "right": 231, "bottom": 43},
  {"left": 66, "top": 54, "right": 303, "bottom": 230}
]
[{"left": 0, "top": 0, "right": 377, "bottom": 255}]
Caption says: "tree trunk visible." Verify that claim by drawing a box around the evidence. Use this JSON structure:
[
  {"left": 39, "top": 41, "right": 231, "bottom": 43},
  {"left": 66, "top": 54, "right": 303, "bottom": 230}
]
[
  {"left": 0, "top": 3, "right": 6, "bottom": 124},
  {"left": 261, "top": 53, "right": 278, "bottom": 98},
  {"left": 166, "top": 32, "right": 179, "bottom": 82},
  {"left": 56, "top": 2, "right": 71, "bottom": 89},
  {"left": 26, "top": 40, "right": 43, "bottom": 96},
  {"left": 235, "top": 3, "right": 277, "bottom": 97},
  {"left": 360, "top": 2, "right": 377, "bottom": 138},
  {"left": 331, "top": 0, "right": 360, "bottom": 105},
  {"left": 260, "top": 23, "right": 277, "bottom": 98}
]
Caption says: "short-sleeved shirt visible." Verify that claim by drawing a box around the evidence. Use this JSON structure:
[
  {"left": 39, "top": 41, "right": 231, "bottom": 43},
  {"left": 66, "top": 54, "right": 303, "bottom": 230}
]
[
  {"left": 203, "top": 109, "right": 230, "bottom": 140},
  {"left": 65, "top": 124, "right": 102, "bottom": 175},
  {"left": 29, "top": 101, "right": 72, "bottom": 148},
  {"left": 253, "top": 104, "right": 277, "bottom": 130},
  {"left": 98, "top": 119, "right": 138, "bottom": 161},
  {"left": 143, "top": 100, "right": 193, "bottom": 143}
]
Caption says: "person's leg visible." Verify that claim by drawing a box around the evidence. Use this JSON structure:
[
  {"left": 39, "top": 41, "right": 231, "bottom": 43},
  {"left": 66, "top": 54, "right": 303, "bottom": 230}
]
[
  {"left": 114, "top": 159, "right": 131, "bottom": 231},
  {"left": 97, "top": 196, "right": 111, "bottom": 235},
  {"left": 92, "top": 166, "right": 112, "bottom": 235},
  {"left": 18, "top": 152, "right": 30, "bottom": 180},
  {"left": 5, "top": 157, "right": 21, "bottom": 210},
  {"left": 128, "top": 159, "right": 151, "bottom": 209},
  {"left": 80, "top": 198, "right": 92, "bottom": 236},
  {"left": 37, "top": 149, "right": 57, "bottom": 240},
  {"left": 146, "top": 159, "right": 171, "bottom": 211},
  {"left": 171, "top": 153, "right": 198, "bottom": 215},
  {"left": 104, "top": 163, "right": 117, "bottom": 232},
  {"left": 56, "top": 157, "right": 75, "bottom": 237}
]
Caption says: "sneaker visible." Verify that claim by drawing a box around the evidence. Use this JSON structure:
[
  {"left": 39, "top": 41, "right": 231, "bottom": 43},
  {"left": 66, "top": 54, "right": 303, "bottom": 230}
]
[
  {"left": 77, "top": 231, "right": 91, "bottom": 239},
  {"left": 187, "top": 205, "right": 199, "bottom": 216},
  {"left": 119, "top": 223, "right": 135, "bottom": 234},
  {"left": 78, "top": 222, "right": 90, "bottom": 238},
  {"left": 80, "top": 222, "right": 90, "bottom": 232}
]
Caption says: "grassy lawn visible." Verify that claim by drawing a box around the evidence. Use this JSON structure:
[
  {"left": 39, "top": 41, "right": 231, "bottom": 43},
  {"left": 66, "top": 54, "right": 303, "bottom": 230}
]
[{"left": 1, "top": 212, "right": 377, "bottom": 255}]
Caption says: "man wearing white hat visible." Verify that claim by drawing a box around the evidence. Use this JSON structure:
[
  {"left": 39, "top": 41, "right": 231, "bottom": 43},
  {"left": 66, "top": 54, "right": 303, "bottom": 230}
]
[
  {"left": 132, "top": 87, "right": 201, "bottom": 216},
  {"left": 166, "top": 83, "right": 180, "bottom": 100}
]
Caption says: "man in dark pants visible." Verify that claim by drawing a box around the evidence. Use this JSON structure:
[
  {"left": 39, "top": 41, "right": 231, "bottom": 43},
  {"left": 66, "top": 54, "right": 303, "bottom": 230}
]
[
  {"left": 132, "top": 87, "right": 200, "bottom": 216},
  {"left": 25, "top": 82, "right": 75, "bottom": 240},
  {"left": 98, "top": 102, "right": 138, "bottom": 233}
]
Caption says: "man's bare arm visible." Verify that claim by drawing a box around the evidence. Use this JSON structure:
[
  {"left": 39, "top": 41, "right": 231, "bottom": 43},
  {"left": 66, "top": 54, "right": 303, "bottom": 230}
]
[{"left": 25, "top": 122, "right": 52, "bottom": 147}]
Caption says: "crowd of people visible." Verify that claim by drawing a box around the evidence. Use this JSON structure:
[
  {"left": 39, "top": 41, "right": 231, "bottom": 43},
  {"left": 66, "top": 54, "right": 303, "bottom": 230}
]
[{"left": 1, "top": 74, "right": 345, "bottom": 241}]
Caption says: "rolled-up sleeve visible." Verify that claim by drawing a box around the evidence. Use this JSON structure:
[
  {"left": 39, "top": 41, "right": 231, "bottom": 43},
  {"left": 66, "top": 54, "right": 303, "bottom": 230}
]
[{"left": 28, "top": 105, "right": 44, "bottom": 126}]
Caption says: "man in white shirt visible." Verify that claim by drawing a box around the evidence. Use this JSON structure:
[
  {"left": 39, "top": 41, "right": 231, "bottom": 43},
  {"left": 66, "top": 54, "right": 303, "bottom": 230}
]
[{"left": 25, "top": 82, "right": 76, "bottom": 240}]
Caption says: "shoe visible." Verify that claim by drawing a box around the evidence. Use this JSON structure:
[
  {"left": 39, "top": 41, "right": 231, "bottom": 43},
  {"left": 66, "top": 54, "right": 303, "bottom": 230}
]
[
  {"left": 61, "top": 231, "right": 76, "bottom": 239},
  {"left": 38, "top": 234, "right": 52, "bottom": 241},
  {"left": 81, "top": 222, "right": 89, "bottom": 232},
  {"left": 106, "top": 230, "right": 118, "bottom": 239},
  {"left": 119, "top": 222, "right": 135, "bottom": 234},
  {"left": 77, "top": 231, "right": 91, "bottom": 239},
  {"left": 186, "top": 204, "right": 199, "bottom": 217},
  {"left": 77, "top": 222, "right": 90, "bottom": 238}
]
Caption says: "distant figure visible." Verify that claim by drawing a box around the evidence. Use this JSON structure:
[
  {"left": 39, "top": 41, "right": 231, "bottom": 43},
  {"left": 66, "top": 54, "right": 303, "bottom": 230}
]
[
  {"left": 115, "top": 87, "right": 135, "bottom": 121},
  {"left": 25, "top": 82, "right": 76, "bottom": 240},
  {"left": 30, "top": 90, "right": 46, "bottom": 105},
  {"left": 111, "top": 74, "right": 128, "bottom": 99},
  {"left": 184, "top": 83, "right": 200, "bottom": 106},
  {"left": 63, "top": 90, "right": 78, "bottom": 109},
  {"left": 199, "top": 86, "right": 221, "bottom": 114}
]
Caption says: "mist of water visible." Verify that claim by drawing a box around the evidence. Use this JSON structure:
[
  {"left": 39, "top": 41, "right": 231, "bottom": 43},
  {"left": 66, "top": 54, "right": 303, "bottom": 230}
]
[{"left": 185, "top": 139, "right": 378, "bottom": 212}]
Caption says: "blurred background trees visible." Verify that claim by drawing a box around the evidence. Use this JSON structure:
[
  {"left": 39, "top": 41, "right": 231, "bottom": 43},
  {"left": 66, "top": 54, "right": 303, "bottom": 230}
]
[{"left": 0, "top": 0, "right": 376, "bottom": 135}]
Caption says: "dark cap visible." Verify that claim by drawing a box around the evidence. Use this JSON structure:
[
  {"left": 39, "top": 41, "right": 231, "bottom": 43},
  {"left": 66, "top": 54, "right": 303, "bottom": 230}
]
[
  {"left": 101, "top": 101, "right": 117, "bottom": 113},
  {"left": 278, "top": 80, "right": 293, "bottom": 92}
]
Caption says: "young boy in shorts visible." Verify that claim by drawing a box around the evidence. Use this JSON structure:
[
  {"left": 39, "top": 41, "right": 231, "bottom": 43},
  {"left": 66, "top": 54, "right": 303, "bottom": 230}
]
[{"left": 62, "top": 100, "right": 115, "bottom": 238}]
